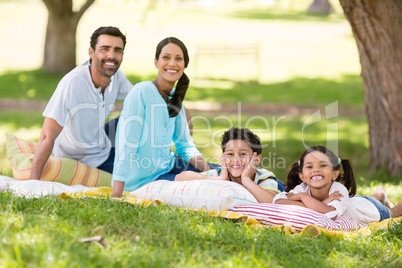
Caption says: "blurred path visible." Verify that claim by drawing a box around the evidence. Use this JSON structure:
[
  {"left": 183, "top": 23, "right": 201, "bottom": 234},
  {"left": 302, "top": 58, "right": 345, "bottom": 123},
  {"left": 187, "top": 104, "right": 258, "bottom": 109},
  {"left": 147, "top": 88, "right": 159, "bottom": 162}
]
[{"left": 0, "top": 99, "right": 364, "bottom": 117}]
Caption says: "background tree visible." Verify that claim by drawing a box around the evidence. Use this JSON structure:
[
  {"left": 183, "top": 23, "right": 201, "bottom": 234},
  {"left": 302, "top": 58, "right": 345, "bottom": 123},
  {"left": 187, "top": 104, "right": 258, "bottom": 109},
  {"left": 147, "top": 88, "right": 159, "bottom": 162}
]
[
  {"left": 307, "top": 0, "right": 334, "bottom": 15},
  {"left": 339, "top": 0, "right": 402, "bottom": 176},
  {"left": 41, "top": 0, "right": 95, "bottom": 74}
]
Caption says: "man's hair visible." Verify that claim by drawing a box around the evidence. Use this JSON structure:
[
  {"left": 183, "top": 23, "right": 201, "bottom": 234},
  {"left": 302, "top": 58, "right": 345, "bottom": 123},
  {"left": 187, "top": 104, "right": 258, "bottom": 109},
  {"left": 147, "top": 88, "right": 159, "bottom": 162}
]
[
  {"left": 221, "top": 127, "right": 262, "bottom": 155},
  {"left": 90, "top": 26, "right": 127, "bottom": 50}
]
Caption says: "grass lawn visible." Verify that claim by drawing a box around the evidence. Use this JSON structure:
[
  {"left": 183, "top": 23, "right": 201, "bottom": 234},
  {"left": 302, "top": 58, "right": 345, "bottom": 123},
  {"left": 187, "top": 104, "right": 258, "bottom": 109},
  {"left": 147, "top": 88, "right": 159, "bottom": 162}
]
[
  {"left": 1, "top": 0, "right": 402, "bottom": 266},
  {"left": 1, "top": 192, "right": 402, "bottom": 267}
]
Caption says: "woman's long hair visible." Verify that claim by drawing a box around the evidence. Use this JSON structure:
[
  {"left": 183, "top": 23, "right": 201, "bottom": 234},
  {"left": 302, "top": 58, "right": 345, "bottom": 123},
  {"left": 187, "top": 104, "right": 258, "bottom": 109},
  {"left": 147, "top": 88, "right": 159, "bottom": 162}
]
[{"left": 155, "top": 37, "right": 189, "bottom": 117}]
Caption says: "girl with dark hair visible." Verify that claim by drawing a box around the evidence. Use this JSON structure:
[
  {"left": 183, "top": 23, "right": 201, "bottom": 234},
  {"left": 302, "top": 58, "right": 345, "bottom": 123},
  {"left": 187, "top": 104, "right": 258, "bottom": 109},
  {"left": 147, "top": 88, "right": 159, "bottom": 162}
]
[
  {"left": 112, "top": 37, "right": 214, "bottom": 197},
  {"left": 273, "top": 145, "right": 402, "bottom": 222}
]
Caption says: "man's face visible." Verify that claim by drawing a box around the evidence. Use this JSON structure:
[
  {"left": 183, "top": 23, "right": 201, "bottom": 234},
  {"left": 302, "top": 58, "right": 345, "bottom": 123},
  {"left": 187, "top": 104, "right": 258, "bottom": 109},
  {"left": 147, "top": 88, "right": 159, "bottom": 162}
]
[{"left": 89, "top": 34, "right": 124, "bottom": 77}]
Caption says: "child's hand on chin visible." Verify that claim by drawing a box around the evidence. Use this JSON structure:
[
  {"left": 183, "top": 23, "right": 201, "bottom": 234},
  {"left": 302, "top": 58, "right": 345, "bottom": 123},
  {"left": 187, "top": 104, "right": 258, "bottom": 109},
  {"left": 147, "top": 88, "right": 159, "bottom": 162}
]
[
  {"left": 219, "top": 153, "right": 230, "bottom": 181},
  {"left": 241, "top": 152, "right": 258, "bottom": 183}
]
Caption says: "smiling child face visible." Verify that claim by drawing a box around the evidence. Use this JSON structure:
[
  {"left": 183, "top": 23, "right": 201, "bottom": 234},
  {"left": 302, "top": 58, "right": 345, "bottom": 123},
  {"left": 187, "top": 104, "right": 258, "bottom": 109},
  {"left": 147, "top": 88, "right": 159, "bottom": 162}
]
[
  {"left": 223, "top": 139, "right": 261, "bottom": 180},
  {"left": 299, "top": 151, "right": 340, "bottom": 191}
]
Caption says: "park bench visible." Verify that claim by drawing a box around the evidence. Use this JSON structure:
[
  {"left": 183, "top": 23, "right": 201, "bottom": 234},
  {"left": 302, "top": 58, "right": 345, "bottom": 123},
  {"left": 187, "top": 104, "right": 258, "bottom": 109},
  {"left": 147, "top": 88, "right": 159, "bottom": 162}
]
[{"left": 193, "top": 43, "right": 261, "bottom": 81}]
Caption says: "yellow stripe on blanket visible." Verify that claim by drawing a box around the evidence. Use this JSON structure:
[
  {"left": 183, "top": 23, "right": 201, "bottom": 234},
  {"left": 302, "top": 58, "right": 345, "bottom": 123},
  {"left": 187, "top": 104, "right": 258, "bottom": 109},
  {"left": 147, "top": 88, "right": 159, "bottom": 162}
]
[
  {"left": 292, "top": 216, "right": 402, "bottom": 239},
  {"left": 60, "top": 187, "right": 162, "bottom": 207},
  {"left": 59, "top": 187, "right": 402, "bottom": 239}
]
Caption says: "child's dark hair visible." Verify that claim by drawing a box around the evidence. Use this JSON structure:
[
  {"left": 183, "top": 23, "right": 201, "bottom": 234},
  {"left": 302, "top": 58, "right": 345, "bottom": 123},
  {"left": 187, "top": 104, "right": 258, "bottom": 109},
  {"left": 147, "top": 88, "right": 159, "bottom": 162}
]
[
  {"left": 221, "top": 127, "right": 262, "bottom": 155},
  {"left": 155, "top": 37, "right": 189, "bottom": 117},
  {"left": 285, "top": 145, "right": 356, "bottom": 197}
]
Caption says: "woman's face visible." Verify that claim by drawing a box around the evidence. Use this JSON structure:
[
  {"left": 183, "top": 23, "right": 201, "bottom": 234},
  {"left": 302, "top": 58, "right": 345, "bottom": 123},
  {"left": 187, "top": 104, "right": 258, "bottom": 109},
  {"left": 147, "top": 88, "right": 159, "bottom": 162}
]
[{"left": 154, "top": 43, "right": 185, "bottom": 83}]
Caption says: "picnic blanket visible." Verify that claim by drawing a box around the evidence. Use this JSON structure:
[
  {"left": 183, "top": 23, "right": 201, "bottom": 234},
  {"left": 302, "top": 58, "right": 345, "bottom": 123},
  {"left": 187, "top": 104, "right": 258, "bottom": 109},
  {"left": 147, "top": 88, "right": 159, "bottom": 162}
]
[{"left": 1, "top": 176, "right": 401, "bottom": 238}]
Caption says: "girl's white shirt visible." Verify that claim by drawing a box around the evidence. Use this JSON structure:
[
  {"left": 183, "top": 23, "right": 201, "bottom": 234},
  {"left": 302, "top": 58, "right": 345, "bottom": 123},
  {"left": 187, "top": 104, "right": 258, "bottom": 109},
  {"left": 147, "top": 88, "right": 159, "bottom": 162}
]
[{"left": 273, "top": 181, "right": 380, "bottom": 223}]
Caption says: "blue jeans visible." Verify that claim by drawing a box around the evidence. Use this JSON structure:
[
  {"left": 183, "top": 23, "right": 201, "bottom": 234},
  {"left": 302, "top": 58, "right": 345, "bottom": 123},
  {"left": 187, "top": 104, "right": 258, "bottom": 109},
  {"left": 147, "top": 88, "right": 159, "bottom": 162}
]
[
  {"left": 97, "top": 117, "right": 119, "bottom": 174},
  {"left": 357, "top": 195, "right": 391, "bottom": 221},
  {"left": 277, "top": 180, "right": 285, "bottom": 192},
  {"left": 156, "top": 156, "right": 220, "bottom": 181}
]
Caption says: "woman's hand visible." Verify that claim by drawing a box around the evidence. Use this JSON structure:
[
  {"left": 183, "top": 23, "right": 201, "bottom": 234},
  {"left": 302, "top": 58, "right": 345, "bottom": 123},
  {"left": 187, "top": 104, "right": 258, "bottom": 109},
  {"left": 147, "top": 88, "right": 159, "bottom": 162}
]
[
  {"left": 112, "top": 181, "right": 125, "bottom": 198},
  {"left": 188, "top": 156, "right": 211, "bottom": 172}
]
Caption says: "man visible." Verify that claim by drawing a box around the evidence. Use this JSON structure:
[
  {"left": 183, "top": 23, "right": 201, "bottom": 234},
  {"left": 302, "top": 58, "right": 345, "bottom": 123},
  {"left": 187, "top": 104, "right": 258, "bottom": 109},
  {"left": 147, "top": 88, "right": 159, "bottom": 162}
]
[{"left": 30, "top": 26, "right": 133, "bottom": 179}]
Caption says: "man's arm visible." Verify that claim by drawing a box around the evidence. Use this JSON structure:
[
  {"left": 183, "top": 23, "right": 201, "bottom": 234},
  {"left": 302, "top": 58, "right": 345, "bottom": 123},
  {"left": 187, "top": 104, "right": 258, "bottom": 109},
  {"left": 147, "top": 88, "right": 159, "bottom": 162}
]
[{"left": 30, "top": 117, "right": 63, "bottom": 180}]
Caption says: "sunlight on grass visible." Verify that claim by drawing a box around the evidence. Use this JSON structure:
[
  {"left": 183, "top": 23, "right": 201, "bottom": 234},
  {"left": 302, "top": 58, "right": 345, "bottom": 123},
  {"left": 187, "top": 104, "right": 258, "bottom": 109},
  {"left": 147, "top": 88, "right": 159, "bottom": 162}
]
[
  {"left": 191, "top": 79, "right": 235, "bottom": 90},
  {"left": 359, "top": 182, "right": 402, "bottom": 202},
  {"left": 328, "top": 252, "right": 359, "bottom": 267}
]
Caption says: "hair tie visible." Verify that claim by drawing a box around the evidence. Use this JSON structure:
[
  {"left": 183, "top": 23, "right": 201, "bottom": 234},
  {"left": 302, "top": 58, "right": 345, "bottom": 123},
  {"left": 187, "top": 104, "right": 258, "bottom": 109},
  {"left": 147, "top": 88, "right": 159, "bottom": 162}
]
[{"left": 297, "top": 160, "right": 301, "bottom": 166}]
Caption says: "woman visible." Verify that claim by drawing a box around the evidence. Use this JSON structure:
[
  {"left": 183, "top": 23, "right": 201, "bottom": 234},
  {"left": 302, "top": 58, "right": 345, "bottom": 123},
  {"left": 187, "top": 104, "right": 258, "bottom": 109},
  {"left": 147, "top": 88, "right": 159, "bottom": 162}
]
[{"left": 112, "top": 37, "right": 213, "bottom": 197}]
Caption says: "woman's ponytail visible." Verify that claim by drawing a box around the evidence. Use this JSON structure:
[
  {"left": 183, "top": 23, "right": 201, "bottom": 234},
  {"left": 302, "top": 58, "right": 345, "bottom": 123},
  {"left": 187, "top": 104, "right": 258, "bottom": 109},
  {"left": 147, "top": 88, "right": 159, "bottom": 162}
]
[{"left": 168, "top": 72, "right": 189, "bottom": 117}]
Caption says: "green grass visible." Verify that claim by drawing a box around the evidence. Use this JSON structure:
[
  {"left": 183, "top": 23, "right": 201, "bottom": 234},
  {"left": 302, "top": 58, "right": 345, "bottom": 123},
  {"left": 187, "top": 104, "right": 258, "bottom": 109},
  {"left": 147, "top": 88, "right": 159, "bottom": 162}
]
[
  {"left": 188, "top": 75, "right": 363, "bottom": 108},
  {"left": 0, "top": 70, "right": 144, "bottom": 101},
  {"left": 1, "top": 191, "right": 401, "bottom": 267},
  {"left": 0, "top": 70, "right": 364, "bottom": 109}
]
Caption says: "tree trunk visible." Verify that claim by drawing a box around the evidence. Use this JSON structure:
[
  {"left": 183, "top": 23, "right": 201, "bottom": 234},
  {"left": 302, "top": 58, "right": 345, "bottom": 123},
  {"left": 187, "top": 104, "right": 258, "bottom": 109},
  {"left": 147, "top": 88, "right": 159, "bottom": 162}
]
[
  {"left": 42, "top": 0, "right": 95, "bottom": 74},
  {"left": 307, "top": 0, "right": 334, "bottom": 15},
  {"left": 339, "top": 0, "right": 402, "bottom": 176}
]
